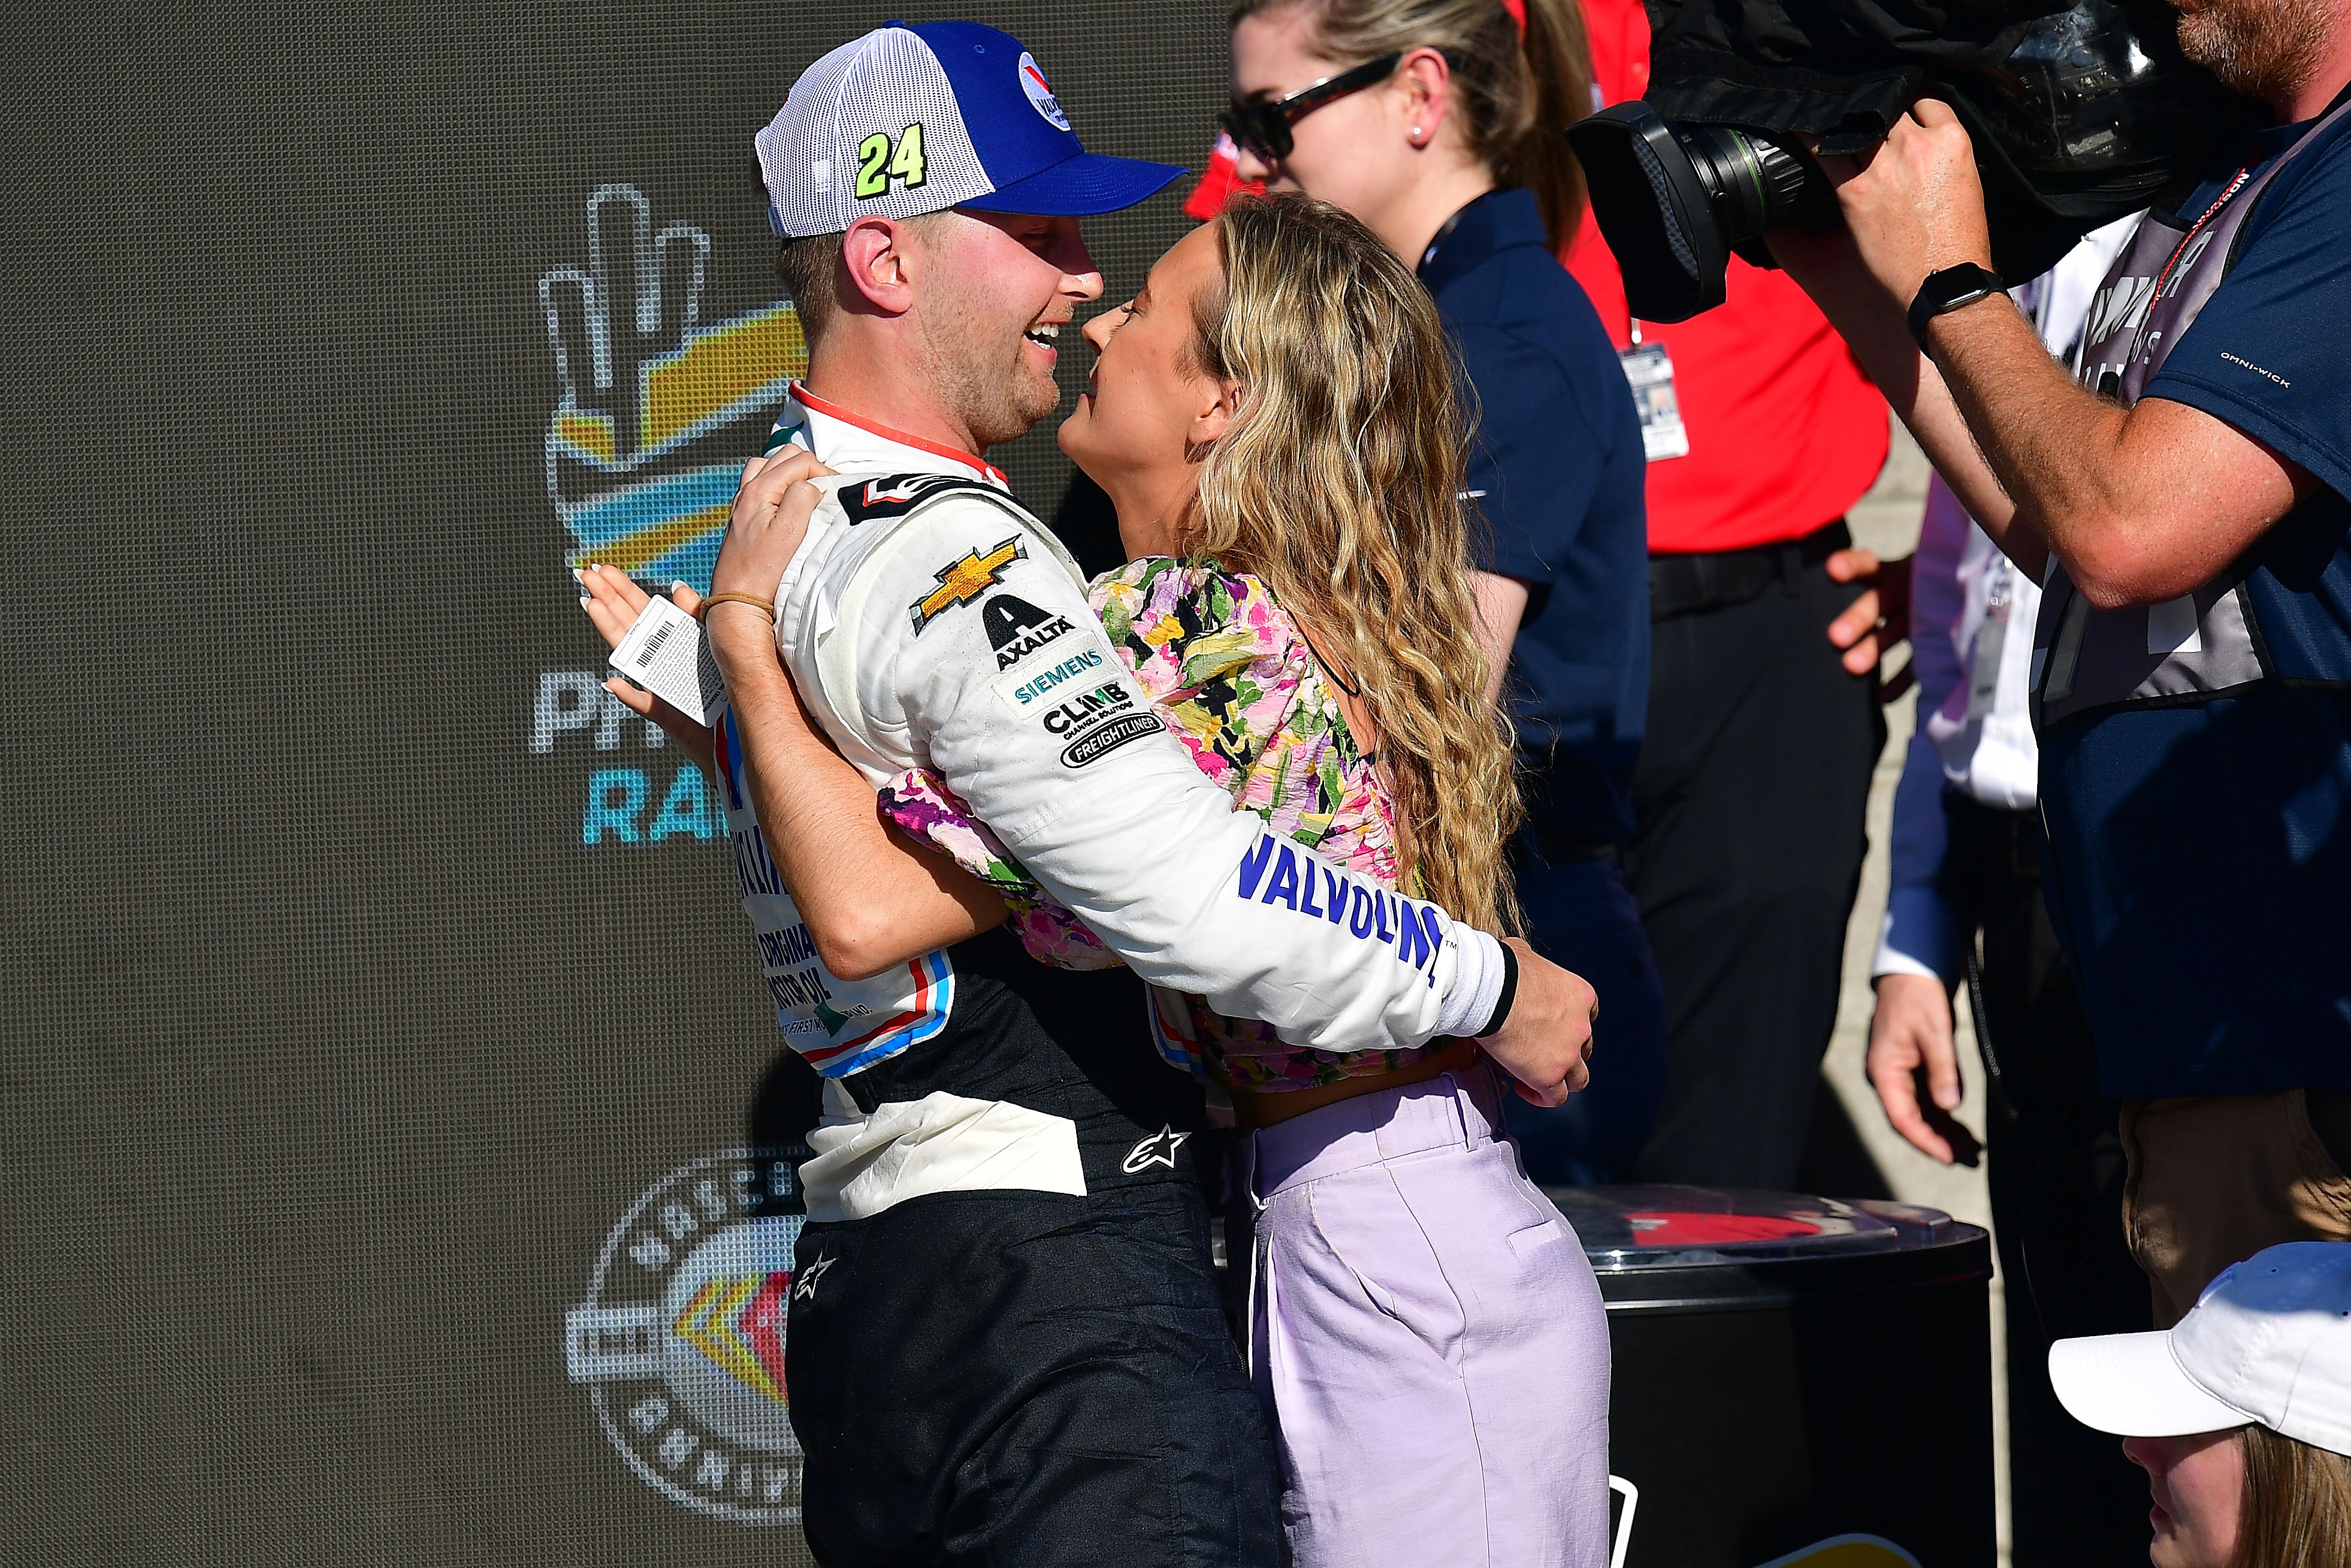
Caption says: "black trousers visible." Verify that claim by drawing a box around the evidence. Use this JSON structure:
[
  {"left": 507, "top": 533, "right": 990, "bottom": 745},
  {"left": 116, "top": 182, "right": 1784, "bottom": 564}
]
[
  {"left": 1944, "top": 796, "right": 2149, "bottom": 1568},
  {"left": 788, "top": 1181, "right": 1284, "bottom": 1568},
  {"left": 1624, "top": 525, "right": 1883, "bottom": 1188}
]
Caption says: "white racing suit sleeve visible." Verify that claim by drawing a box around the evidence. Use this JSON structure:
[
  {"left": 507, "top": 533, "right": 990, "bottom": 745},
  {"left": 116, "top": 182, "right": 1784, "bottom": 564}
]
[{"left": 813, "top": 502, "right": 1509, "bottom": 1055}]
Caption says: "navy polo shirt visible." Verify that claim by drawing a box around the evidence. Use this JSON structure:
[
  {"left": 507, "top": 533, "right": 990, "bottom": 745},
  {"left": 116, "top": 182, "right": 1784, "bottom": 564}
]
[
  {"left": 1419, "top": 186, "right": 1650, "bottom": 842},
  {"left": 2038, "top": 100, "right": 2351, "bottom": 1098}
]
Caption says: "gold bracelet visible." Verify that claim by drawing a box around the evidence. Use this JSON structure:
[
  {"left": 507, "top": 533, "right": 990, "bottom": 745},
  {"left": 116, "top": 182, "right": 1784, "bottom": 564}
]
[{"left": 697, "top": 591, "right": 776, "bottom": 623}]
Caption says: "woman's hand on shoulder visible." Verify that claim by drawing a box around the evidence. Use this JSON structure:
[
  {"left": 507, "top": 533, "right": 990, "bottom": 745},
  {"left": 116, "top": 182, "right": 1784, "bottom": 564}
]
[
  {"left": 707, "top": 449, "right": 835, "bottom": 649},
  {"left": 576, "top": 563, "right": 716, "bottom": 775}
]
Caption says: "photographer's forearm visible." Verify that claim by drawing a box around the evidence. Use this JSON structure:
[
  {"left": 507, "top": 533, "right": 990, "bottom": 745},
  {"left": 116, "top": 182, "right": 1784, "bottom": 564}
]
[
  {"left": 1772, "top": 231, "right": 2047, "bottom": 576},
  {"left": 1927, "top": 298, "right": 2140, "bottom": 587}
]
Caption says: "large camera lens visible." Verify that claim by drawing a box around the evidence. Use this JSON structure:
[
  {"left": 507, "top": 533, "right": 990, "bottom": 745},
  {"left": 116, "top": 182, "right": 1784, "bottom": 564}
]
[
  {"left": 1567, "top": 103, "right": 1835, "bottom": 321},
  {"left": 1680, "top": 125, "right": 1833, "bottom": 238}
]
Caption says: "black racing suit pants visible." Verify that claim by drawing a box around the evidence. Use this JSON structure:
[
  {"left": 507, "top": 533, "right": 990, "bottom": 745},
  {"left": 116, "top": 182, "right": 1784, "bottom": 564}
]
[{"left": 787, "top": 1177, "right": 1283, "bottom": 1568}]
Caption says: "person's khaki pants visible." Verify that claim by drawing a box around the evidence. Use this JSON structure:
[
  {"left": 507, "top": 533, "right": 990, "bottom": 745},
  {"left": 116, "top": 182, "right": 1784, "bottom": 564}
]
[{"left": 2122, "top": 1091, "right": 2351, "bottom": 1325}]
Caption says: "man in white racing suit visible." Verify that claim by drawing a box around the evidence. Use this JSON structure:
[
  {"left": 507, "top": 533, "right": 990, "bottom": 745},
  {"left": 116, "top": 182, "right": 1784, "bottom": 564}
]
[{"left": 664, "top": 23, "right": 1595, "bottom": 1567}]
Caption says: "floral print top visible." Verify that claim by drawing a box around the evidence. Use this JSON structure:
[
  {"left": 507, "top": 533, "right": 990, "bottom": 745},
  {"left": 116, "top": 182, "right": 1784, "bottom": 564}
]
[{"left": 878, "top": 557, "right": 1448, "bottom": 1093}]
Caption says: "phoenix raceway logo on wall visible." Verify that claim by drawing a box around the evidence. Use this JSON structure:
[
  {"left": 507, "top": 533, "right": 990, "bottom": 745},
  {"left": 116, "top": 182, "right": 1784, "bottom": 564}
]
[
  {"left": 566, "top": 1147, "right": 809, "bottom": 1527},
  {"left": 531, "top": 184, "right": 805, "bottom": 848}
]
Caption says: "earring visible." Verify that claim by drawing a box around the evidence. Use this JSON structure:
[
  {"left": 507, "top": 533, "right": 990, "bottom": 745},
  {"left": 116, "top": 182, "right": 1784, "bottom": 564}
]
[{"left": 1410, "top": 125, "right": 1424, "bottom": 141}]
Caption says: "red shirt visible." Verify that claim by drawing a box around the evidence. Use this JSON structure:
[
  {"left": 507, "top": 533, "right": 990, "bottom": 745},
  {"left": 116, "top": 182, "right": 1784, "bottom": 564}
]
[{"left": 1565, "top": 0, "right": 1890, "bottom": 555}]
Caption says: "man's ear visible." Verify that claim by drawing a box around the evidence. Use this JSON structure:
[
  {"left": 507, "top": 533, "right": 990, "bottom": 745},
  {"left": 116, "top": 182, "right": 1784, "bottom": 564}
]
[{"left": 839, "top": 216, "right": 918, "bottom": 317}]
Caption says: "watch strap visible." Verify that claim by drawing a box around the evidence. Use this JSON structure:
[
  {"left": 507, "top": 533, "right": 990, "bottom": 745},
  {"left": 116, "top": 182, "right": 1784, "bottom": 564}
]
[{"left": 1908, "top": 264, "right": 2005, "bottom": 352}]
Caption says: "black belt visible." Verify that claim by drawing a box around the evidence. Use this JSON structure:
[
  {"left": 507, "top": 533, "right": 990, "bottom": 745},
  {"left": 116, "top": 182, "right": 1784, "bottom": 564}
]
[
  {"left": 1942, "top": 792, "right": 2043, "bottom": 885},
  {"left": 1648, "top": 519, "right": 1853, "bottom": 623},
  {"left": 1511, "top": 823, "right": 1618, "bottom": 865}
]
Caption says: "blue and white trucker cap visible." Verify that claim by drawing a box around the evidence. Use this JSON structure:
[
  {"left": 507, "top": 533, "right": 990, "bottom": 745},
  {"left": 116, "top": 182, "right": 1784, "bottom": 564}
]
[{"left": 757, "top": 21, "right": 1184, "bottom": 238}]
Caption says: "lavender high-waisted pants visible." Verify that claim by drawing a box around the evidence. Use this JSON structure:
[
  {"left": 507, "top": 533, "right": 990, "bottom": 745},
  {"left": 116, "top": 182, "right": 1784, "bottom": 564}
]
[{"left": 1234, "top": 1064, "right": 1612, "bottom": 1567}]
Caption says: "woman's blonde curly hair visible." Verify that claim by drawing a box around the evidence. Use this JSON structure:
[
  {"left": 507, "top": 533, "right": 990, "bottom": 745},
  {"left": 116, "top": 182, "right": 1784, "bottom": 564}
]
[{"left": 1180, "top": 190, "right": 1522, "bottom": 935}]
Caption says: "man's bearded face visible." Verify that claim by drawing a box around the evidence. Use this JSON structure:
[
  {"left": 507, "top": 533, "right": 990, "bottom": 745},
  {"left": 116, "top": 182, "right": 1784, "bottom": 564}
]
[{"left": 2174, "top": 0, "right": 2329, "bottom": 103}]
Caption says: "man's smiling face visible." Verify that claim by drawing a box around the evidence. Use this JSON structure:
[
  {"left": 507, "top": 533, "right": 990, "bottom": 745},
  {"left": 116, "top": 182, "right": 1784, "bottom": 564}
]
[{"left": 914, "top": 210, "right": 1105, "bottom": 450}]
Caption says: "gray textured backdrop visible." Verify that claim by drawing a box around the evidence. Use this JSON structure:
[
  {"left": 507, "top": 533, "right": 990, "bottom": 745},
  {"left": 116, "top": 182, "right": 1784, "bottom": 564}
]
[{"left": 0, "top": 4, "right": 1229, "bottom": 1561}]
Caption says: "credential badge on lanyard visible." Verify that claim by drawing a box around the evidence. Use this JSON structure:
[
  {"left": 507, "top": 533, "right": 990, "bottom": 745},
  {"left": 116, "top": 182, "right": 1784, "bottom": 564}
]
[
  {"left": 1617, "top": 322, "right": 1690, "bottom": 463},
  {"left": 1968, "top": 557, "right": 2013, "bottom": 722}
]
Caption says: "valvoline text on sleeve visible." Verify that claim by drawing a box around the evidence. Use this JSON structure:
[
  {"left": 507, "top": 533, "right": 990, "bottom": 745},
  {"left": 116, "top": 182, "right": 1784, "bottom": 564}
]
[{"left": 1234, "top": 835, "right": 1446, "bottom": 980}]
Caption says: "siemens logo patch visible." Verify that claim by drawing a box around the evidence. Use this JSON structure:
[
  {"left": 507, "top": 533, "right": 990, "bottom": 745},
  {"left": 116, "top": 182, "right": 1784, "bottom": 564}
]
[
  {"left": 1061, "top": 711, "right": 1160, "bottom": 768},
  {"left": 1234, "top": 836, "right": 1445, "bottom": 978},
  {"left": 994, "top": 640, "right": 1111, "bottom": 712}
]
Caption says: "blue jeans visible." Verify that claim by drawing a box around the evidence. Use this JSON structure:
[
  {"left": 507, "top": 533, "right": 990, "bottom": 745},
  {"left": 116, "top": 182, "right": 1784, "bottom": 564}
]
[{"left": 1503, "top": 836, "right": 1670, "bottom": 1186}]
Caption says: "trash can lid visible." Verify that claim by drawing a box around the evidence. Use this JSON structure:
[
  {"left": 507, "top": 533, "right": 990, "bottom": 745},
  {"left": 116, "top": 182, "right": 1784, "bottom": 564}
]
[{"left": 1547, "top": 1185, "right": 1967, "bottom": 1271}]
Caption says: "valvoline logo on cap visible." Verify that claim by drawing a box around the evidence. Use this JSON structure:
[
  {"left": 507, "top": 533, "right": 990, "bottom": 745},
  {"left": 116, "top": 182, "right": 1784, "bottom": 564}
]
[{"left": 1016, "top": 51, "right": 1070, "bottom": 131}]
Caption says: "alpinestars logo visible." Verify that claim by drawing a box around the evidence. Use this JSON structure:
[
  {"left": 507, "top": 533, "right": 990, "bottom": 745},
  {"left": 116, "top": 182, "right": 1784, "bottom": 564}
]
[
  {"left": 566, "top": 1147, "right": 808, "bottom": 1528},
  {"left": 1122, "top": 1125, "right": 1192, "bottom": 1174},
  {"left": 792, "top": 1251, "right": 836, "bottom": 1302},
  {"left": 984, "top": 593, "right": 1075, "bottom": 669}
]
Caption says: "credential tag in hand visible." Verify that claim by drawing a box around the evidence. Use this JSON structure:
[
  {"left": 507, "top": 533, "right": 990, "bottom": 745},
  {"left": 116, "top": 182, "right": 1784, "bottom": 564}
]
[
  {"left": 610, "top": 594, "right": 726, "bottom": 727},
  {"left": 1618, "top": 342, "right": 1690, "bottom": 463}
]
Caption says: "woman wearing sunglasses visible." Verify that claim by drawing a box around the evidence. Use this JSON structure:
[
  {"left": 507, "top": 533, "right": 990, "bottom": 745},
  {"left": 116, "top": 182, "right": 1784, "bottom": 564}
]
[{"left": 1226, "top": 0, "right": 1668, "bottom": 1192}]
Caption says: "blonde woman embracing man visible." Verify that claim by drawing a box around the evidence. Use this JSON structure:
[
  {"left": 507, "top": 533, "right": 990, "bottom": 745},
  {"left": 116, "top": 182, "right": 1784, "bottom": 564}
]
[{"left": 582, "top": 20, "right": 1604, "bottom": 1568}]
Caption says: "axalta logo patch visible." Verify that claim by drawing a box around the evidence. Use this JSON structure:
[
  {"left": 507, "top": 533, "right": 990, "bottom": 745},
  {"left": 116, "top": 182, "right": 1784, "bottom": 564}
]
[
  {"left": 1017, "top": 52, "right": 1070, "bottom": 130},
  {"left": 984, "top": 593, "right": 1075, "bottom": 669},
  {"left": 565, "top": 1147, "right": 809, "bottom": 1528}
]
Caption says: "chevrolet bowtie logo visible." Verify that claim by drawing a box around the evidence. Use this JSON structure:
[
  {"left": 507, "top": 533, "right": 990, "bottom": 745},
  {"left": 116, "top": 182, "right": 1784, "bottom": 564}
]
[{"left": 909, "top": 537, "right": 1025, "bottom": 633}]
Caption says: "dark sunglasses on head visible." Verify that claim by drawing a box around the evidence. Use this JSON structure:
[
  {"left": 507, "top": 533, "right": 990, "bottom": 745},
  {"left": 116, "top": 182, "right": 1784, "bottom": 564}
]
[{"left": 1218, "top": 52, "right": 1403, "bottom": 164}]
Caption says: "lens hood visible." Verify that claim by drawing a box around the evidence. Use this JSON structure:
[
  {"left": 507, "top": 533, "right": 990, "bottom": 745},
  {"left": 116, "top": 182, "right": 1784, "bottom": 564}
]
[{"left": 1566, "top": 104, "right": 1733, "bottom": 320}]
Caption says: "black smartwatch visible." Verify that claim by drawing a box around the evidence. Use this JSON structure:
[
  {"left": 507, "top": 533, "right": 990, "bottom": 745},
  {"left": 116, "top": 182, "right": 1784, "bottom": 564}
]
[{"left": 1908, "top": 263, "right": 2005, "bottom": 352}]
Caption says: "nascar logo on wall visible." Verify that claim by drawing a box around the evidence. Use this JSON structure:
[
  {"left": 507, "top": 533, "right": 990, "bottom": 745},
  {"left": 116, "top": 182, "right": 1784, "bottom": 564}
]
[{"left": 565, "top": 1147, "right": 808, "bottom": 1527}]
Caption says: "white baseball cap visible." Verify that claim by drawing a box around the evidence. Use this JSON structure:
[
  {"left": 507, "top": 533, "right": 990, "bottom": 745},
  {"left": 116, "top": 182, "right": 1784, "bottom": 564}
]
[
  {"left": 2049, "top": 1241, "right": 2351, "bottom": 1457},
  {"left": 756, "top": 21, "right": 1184, "bottom": 239}
]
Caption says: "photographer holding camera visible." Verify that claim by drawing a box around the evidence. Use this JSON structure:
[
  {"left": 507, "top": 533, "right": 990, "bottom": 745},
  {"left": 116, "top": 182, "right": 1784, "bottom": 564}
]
[{"left": 1777, "top": 0, "right": 2351, "bottom": 1323}]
